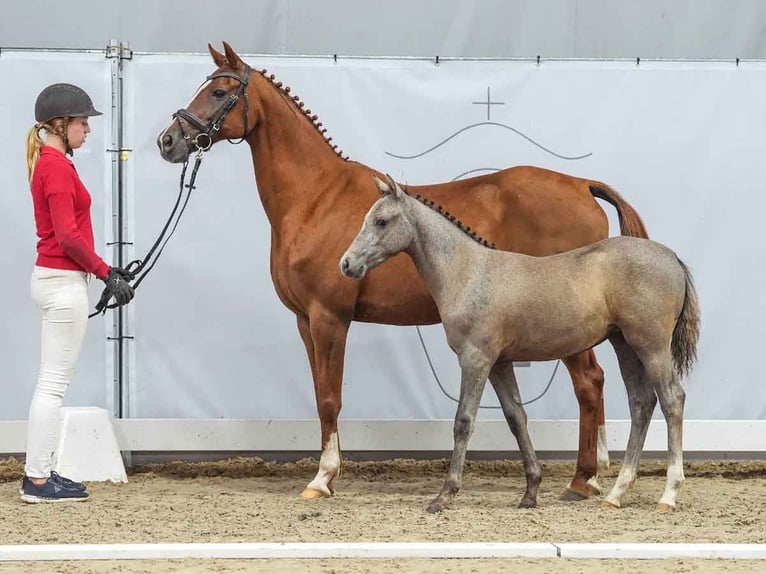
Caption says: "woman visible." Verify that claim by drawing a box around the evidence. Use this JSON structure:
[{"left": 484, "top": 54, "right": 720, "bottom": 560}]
[{"left": 21, "top": 83, "right": 134, "bottom": 503}]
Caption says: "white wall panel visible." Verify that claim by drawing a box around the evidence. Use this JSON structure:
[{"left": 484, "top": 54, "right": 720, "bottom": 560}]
[
  {"left": 126, "top": 54, "right": 766, "bottom": 422},
  {"left": 1, "top": 50, "right": 763, "bottom": 456},
  {"left": 0, "top": 52, "right": 113, "bottom": 419}
]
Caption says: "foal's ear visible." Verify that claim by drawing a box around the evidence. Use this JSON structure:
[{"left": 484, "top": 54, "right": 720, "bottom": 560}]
[
  {"left": 208, "top": 44, "right": 227, "bottom": 68},
  {"left": 373, "top": 176, "right": 391, "bottom": 196},
  {"left": 222, "top": 41, "right": 245, "bottom": 70},
  {"left": 384, "top": 173, "right": 404, "bottom": 199}
]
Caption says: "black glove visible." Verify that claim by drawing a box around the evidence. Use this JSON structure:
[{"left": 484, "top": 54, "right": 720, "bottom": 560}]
[
  {"left": 101, "top": 267, "right": 135, "bottom": 307},
  {"left": 110, "top": 266, "right": 136, "bottom": 281}
]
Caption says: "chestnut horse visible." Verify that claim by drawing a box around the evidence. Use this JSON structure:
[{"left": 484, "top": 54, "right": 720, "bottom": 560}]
[{"left": 157, "top": 42, "right": 648, "bottom": 500}]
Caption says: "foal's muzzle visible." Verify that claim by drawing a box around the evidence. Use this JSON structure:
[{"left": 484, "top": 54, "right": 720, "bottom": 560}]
[{"left": 340, "top": 256, "right": 366, "bottom": 280}]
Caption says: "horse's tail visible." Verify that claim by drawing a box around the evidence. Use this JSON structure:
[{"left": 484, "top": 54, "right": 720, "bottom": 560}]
[
  {"left": 671, "top": 258, "right": 700, "bottom": 379},
  {"left": 589, "top": 184, "right": 649, "bottom": 239}
]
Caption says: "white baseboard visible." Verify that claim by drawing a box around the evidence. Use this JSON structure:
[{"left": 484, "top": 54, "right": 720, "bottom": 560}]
[
  {"left": 1, "top": 419, "right": 765, "bottom": 454},
  {"left": 3, "top": 542, "right": 764, "bottom": 561}
]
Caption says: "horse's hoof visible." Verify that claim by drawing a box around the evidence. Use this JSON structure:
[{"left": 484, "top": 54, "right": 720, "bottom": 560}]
[
  {"left": 560, "top": 488, "right": 589, "bottom": 502},
  {"left": 300, "top": 487, "right": 330, "bottom": 500},
  {"left": 656, "top": 502, "right": 676, "bottom": 512},
  {"left": 426, "top": 501, "right": 444, "bottom": 514},
  {"left": 517, "top": 498, "right": 537, "bottom": 509},
  {"left": 601, "top": 499, "right": 621, "bottom": 509}
]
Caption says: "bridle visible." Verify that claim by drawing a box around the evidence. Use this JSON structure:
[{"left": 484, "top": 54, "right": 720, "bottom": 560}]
[
  {"left": 88, "top": 64, "right": 253, "bottom": 318},
  {"left": 173, "top": 64, "right": 252, "bottom": 150}
]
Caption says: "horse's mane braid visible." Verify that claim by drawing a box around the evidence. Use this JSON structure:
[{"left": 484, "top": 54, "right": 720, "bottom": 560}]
[
  {"left": 258, "top": 68, "right": 350, "bottom": 161},
  {"left": 408, "top": 190, "right": 496, "bottom": 249}
]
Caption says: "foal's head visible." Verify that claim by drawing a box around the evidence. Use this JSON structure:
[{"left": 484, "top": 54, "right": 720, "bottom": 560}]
[{"left": 340, "top": 175, "right": 413, "bottom": 280}]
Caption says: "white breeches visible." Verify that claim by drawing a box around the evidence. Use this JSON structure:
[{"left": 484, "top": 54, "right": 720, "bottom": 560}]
[{"left": 25, "top": 266, "right": 88, "bottom": 478}]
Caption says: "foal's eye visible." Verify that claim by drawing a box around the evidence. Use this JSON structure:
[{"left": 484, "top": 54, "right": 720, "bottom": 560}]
[
  {"left": 212, "top": 89, "right": 226, "bottom": 98},
  {"left": 374, "top": 218, "right": 387, "bottom": 227}
]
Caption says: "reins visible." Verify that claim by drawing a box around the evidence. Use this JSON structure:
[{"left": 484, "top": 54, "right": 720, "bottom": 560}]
[
  {"left": 88, "top": 150, "right": 205, "bottom": 318},
  {"left": 89, "top": 64, "right": 251, "bottom": 319}
]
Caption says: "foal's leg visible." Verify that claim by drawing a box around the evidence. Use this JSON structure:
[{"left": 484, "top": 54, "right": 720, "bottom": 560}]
[
  {"left": 488, "top": 360, "right": 542, "bottom": 508},
  {"left": 297, "top": 310, "right": 351, "bottom": 499},
  {"left": 603, "top": 334, "right": 657, "bottom": 509},
  {"left": 427, "top": 354, "right": 492, "bottom": 513},
  {"left": 561, "top": 350, "right": 607, "bottom": 500},
  {"left": 644, "top": 355, "right": 686, "bottom": 511}
]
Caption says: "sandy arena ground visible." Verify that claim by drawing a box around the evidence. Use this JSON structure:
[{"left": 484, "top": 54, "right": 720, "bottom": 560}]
[{"left": 0, "top": 457, "right": 765, "bottom": 573}]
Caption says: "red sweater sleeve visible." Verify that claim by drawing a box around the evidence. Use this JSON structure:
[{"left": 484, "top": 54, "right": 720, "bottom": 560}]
[{"left": 46, "top": 189, "right": 110, "bottom": 279}]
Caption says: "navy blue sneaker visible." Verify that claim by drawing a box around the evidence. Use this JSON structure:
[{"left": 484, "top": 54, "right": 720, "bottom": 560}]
[
  {"left": 20, "top": 476, "right": 89, "bottom": 503},
  {"left": 50, "top": 471, "right": 86, "bottom": 491}
]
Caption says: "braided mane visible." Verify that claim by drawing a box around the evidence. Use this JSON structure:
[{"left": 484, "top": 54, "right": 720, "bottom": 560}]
[
  {"left": 255, "top": 68, "right": 350, "bottom": 161},
  {"left": 405, "top": 189, "right": 496, "bottom": 249},
  {"left": 250, "top": 68, "right": 491, "bottom": 250}
]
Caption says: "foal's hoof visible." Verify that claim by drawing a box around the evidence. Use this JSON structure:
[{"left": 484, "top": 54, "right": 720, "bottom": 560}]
[
  {"left": 300, "top": 487, "right": 330, "bottom": 500},
  {"left": 426, "top": 503, "right": 443, "bottom": 514},
  {"left": 601, "top": 500, "right": 621, "bottom": 510},
  {"left": 656, "top": 502, "right": 676, "bottom": 512},
  {"left": 426, "top": 500, "right": 445, "bottom": 514}
]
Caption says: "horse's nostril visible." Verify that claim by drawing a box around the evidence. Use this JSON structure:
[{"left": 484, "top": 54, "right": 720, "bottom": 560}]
[
  {"left": 162, "top": 133, "right": 173, "bottom": 148},
  {"left": 341, "top": 258, "right": 350, "bottom": 272}
]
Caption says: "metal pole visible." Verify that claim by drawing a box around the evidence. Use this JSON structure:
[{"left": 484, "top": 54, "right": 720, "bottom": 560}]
[
  {"left": 106, "top": 38, "right": 121, "bottom": 419},
  {"left": 106, "top": 38, "right": 134, "bottom": 467},
  {"left": 105, "top": 38, "right": 133, "bottom": 419}
]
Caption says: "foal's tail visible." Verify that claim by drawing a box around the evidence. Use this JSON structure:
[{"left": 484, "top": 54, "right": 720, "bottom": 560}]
[
  {"left": 589, "top": 184, "right": 649, "bottom": 239},
  {"left": 671, "top": 258, "right": 701, "bottom": 379}
]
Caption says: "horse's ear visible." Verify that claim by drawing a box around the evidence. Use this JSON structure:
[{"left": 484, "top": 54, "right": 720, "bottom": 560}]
[
  {"left": 208, "top": 43, "right": 227, "bottom": 68},
  {"left": 222, "top": 41, "right": 245, "bottom": 70},
  {"left": 384, "top": 174, "right": 403, "bottom": 199},
  {"left": 373, "top": 176, "right": 391, "bottom": 196}
]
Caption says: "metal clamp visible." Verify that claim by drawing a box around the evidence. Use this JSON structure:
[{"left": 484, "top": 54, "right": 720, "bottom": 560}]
[{"left": 105, "top": 40, "right": 133, "bottom": 60}]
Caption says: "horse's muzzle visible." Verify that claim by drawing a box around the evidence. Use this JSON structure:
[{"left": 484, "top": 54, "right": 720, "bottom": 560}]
[{"left": 157, "top": 126, "right": 190, "bottom": 164}]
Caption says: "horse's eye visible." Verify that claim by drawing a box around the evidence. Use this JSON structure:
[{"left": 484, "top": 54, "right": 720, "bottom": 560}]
[
  {"left": 212, "top": 89, "right": 226, "bottom": 98},
  {"left": 374, "top": 218, "right": 387, "bottom": 227}
]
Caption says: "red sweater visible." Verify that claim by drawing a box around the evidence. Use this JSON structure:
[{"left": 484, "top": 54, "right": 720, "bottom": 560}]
[{"left": 31, "top": 146, "right": 110, "bottom": 279}]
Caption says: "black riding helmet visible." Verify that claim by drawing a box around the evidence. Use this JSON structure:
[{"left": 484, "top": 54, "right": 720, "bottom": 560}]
[{"left": 34, "top": 83, "right": 102, "bottom": 123}]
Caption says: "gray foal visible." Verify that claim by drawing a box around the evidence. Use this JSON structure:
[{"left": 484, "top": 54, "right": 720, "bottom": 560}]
[{"left": 340, "top": 175, "right": 699, "bottom": 513}]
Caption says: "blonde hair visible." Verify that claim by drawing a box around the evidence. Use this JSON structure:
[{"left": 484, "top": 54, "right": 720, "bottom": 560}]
[{"left": 26, "top": 119, "right": 67, "bottom": 181}]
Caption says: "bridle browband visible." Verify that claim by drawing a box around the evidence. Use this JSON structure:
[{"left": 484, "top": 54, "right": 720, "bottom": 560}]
[
  {"left": 173, "top": 64, "right": 252, "bottom": 151},
  {"left": 88, "top": 64, "right": 253, "bottom": 318}
]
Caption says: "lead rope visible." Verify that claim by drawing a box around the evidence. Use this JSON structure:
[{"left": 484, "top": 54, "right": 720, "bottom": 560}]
[
  {"left": 88, "top": 149, "right": 205, "bottom": 318},
  {"left": 415, "top": 325, "right": 559, "bottom": 407}
]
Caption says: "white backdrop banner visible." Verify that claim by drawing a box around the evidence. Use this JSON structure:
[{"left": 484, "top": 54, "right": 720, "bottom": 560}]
[
  {"left": 124, "top": 54, "right": 766, "bottom": 422},
  {"left": 1, "top": 52, "right": 764, "bottom": 426},
  {"left": 0, "top": 51, "right": 113, "bottom": 420}
]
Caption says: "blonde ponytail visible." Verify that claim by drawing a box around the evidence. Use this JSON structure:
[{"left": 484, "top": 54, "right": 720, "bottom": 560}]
[
  {"left": 26, "top": 124, "right": 45, "bottom": 181},
  {"left": 26, "top": 119, "right": 67, "bottom": 181}
]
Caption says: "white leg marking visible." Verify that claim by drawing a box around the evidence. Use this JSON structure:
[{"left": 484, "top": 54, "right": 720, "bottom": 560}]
[
  {"left": 658, "top": 461, "right": 685, "bottom": 508},
  {"left": 586, "top": 475, "right": 603, "bottom": 495},
  {"left": 306, "top": 432, "right": 340, "bottom": 496},
  {"left": 605, "top": 466, "right": 636, "bottom": 508},
  {"left": 597, "top": 424, "right": 610, "bottom": 471}
]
